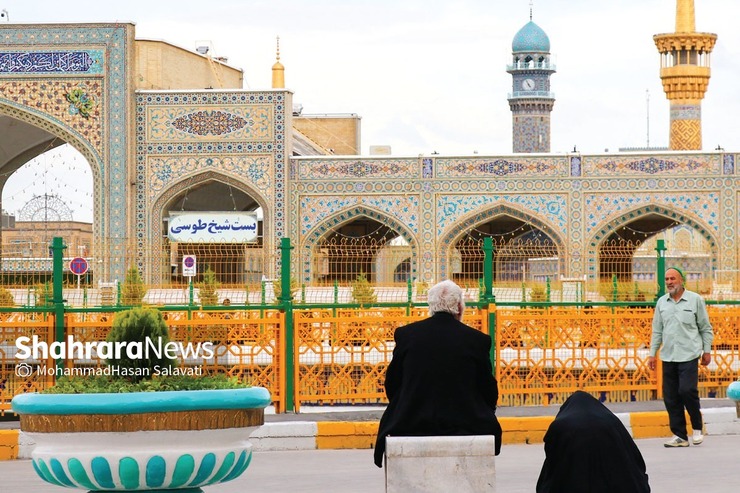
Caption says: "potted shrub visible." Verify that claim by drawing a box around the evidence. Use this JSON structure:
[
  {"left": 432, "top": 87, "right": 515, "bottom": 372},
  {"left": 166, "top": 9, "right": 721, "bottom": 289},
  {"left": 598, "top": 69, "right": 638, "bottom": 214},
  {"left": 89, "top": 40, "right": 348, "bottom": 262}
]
[{"left": 11, "top": 306, "right": 270, "bottom": 492}]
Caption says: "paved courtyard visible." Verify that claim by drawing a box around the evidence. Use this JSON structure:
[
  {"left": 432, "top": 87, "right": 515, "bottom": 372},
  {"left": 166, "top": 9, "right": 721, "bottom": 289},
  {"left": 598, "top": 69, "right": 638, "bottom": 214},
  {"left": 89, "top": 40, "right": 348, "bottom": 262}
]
[{"left": 1, "top": 435, "right": 739, "bottom": 492}]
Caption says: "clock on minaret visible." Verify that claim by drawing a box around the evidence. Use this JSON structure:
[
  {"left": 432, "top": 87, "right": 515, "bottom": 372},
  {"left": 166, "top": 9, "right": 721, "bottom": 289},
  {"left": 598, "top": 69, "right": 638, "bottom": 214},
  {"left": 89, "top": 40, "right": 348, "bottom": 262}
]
[{"left": 507, "top": 15, "right": 556, "bottom": 153}]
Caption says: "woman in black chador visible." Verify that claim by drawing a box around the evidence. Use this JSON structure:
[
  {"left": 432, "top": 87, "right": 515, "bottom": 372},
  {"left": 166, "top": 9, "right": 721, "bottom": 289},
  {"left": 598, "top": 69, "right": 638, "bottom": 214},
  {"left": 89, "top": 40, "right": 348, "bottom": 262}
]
[{"left": 536, "top": 391, "right": 650, "bottom": 493}]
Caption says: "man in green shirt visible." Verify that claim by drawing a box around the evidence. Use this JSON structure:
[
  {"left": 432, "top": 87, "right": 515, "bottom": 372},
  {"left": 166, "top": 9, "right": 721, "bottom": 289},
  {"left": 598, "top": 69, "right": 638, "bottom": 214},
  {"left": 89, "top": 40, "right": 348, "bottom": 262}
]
[{"left": 647, "top": 267, "right": 713, "bottom": 448}]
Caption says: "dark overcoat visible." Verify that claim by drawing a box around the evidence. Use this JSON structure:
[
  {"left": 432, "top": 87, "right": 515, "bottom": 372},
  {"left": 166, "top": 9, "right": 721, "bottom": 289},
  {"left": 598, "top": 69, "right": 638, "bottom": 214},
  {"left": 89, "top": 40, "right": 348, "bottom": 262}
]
[{"left": 373, "top": 311, "right": 502, "bottom": 467}]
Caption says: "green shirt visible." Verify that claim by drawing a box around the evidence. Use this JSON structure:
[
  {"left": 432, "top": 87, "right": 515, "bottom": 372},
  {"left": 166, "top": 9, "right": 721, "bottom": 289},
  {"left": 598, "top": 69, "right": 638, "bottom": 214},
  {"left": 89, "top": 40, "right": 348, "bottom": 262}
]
[{"left": 650, "top": 289, "right": 713, "bottom": 362}]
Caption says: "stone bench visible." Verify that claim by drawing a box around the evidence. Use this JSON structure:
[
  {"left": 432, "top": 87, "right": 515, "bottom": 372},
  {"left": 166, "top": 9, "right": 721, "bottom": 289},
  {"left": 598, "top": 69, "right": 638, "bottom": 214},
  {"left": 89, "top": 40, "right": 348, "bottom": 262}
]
[{"left": 385, "top": 435, "right": 496, "bottom": 493}]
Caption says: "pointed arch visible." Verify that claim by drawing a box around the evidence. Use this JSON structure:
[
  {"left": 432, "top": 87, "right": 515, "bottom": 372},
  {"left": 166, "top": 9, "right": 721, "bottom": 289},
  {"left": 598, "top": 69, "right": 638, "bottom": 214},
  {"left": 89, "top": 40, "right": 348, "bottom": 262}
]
[
  {"left": 300, "top": 205, "right": 419, "bottom": 283},
  {"left": 587, "top": 204, "right": 718, "bottom": 281},
  {"left": 0, "top": 102, "right": 103, "bottom": 227},
  {"left": 147, "top": 170, "right": 271, "bottom": 283},
  {"left": 437, "top": 203, "right": 566, "bottom": 280}
]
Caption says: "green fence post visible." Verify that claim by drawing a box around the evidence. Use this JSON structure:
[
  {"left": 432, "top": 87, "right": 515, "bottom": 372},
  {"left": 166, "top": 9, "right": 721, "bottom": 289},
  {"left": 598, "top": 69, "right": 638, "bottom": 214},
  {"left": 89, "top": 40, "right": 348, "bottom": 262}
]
[
  {"left": 406, "top": 278, "right": 413, "bottom": 315},
  {"left": 279, "top": 237, "right": 295, "bottom": 413},
  {"left": 546, "top": 276, "right": 551, "bottom": 302},
  {"left": 483, "top": 237, "right": 496, "bottom": 368},
  {"left": 483, "top": 237, "right": 495, "bottom": 303},
  {"left": 51, "top": 237, "right": 67, "bottom": 373},
  {"left": 612, "top": 273, "right": 618, "bottom": 302},
  {"left": 655, "top": 239, "right": 667, "bottom": 300}
]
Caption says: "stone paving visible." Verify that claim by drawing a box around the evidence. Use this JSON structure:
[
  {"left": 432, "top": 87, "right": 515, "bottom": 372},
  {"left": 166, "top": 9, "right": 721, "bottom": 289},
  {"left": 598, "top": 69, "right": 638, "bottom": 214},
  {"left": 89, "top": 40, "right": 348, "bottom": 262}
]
[{"left": 1, "top": 435, "right": 739, "bottom": 492}]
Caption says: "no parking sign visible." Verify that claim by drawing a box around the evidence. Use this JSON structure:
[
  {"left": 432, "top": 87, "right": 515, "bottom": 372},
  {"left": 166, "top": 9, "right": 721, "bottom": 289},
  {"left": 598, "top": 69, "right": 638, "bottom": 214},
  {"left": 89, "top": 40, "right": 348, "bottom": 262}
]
[
  {"left": 182, "top": 255, "right": 197, "bottom": 277},
  {"left": 69, "top": 257, "right": 89, "bottom": 276}
]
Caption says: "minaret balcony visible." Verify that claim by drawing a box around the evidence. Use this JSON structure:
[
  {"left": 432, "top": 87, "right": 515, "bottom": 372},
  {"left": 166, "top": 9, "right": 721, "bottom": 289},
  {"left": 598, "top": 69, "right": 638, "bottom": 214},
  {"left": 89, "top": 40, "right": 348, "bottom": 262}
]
[{"left": 506, "top": 61, "right": 556, "bottom": 72}]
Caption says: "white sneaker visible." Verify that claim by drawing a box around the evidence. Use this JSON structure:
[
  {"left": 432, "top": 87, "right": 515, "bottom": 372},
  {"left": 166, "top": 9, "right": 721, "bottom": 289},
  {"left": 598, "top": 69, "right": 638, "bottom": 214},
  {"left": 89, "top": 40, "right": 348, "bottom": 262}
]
[
  {"left": 692, "top": 430, "right": 704, "bottom": 445},
  {"left": 664, "top": 435, "right": 689, "bottom": 447}
]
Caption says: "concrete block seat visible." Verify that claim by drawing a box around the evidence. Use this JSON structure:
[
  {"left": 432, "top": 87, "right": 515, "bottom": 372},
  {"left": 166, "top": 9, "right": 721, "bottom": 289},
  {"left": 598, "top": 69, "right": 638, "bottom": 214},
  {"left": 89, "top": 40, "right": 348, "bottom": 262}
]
[{"left": 384, "top": 435, "right": 496, "bottom": 493}]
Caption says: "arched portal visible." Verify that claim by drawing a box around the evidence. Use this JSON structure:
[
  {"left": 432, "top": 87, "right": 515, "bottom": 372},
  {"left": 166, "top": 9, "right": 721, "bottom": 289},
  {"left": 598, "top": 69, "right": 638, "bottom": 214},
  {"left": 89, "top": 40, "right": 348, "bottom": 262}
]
[
  {"left": 150, "top": 172, "right": 270, "bottom": 286},
  {"left": 439, "top": 204, "right": 565, "bottom": 285},
  {"left": 590, "top": 206, "right": 717, "bottom": 287},
  {"left": 0, "top": 110, "right": 101, "bottom": 284},
  {"left": 301, "top": 207, "right": 418, "bottom": 284},
  {"left": 0, "top": 23, "right": 133, "bottom": 281}
]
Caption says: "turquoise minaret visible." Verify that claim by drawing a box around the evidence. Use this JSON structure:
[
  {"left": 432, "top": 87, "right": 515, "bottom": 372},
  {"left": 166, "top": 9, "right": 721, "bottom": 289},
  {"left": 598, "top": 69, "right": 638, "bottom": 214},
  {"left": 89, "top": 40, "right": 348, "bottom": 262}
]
[{"left": 507, "top": 10, "right": 556, "bottom": 153}]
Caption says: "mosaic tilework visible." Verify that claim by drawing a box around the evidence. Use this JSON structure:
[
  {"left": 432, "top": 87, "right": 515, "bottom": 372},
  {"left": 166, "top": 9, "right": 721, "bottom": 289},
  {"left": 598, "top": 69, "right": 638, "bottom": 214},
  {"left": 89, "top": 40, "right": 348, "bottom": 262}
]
[
  {"left": 298, "top": 205, "right": 419, "bottom": 283},
  {"left": 570, "top": 156, "right": 581, "bottom": 177},
  {"left": 147, "top": 155, "right": 273, "bottom": 202},
  {"left": 0, "top": 24, "right": 132, "bottom": 279},
  {"left": 422, "top": 158, "right": 433, "bottom": 178},
  {"left": 584, "top": 192, "right": 720, "bottom": 234},
  {"left": 296, "top": 158, "right": 418, "bottom": 180},
  {"left": 0, "top": 50, "right": 104, "bottom": 75},
  {"left": 136, "top": 90, "right": 288, "bottom": 282},
  {"left": 584, "top": 154, "right": 720, "bottom": 176},
  {"left": 512, "top": 114, "right": 551, "bottom": 153},
  {"left": 671, "top": 104, "right": 701, "bottom": 120},
  {"left": 299, "top": 195, "right": 419, "bottom": 237},
  {"left": 670, "top": 117, "right": 702, "bottom": 151},
  {"left": 437, "top": 156, "right": 563, "bottom": 177},
  {"left": 436, "top": 194, "right": 567, "bottom": 237},
  {"left": 723, "top": 154, "right": 735, "bottom": 175},
  {"left": 436, "top": 200, "right": 567, "bottom": 280},
  {"left": 0, "top": 79, "right": 103, "bottom": 155},
  {"left": 146, "top": 105, "right": 273, "bottom": 142}
]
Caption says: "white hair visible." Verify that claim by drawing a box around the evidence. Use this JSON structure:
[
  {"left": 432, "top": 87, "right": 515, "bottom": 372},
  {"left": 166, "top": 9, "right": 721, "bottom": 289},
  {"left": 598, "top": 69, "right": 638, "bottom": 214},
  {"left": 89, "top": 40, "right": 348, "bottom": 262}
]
[{"left": 427, "top": 280, "right": 465, "bottom": 317}]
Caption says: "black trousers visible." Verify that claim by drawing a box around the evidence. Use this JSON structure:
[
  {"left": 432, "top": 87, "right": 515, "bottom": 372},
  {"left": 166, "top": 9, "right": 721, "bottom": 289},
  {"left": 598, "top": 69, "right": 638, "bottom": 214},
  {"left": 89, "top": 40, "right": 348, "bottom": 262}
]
[{"left": 662, "top": 358, "right": 703, "bottom": 440}]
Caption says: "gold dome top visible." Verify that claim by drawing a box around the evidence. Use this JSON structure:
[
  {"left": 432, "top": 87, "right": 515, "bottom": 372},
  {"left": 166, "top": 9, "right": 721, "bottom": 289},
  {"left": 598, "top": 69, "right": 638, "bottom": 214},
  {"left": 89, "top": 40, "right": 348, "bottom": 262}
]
[{"left": 271, "top": 36, "right": 285, "bottom": 89}]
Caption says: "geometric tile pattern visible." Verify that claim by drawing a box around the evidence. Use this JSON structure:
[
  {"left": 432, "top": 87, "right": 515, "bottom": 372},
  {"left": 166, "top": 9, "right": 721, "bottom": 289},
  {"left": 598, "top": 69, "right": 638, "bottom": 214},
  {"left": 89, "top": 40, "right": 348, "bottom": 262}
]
[
  {"left": 146, "top": 105, "right": 273, "bottom": 142},
  {"left": 670, "top": 117, "right": 702, "bottom": 151},
  {"left": 583, "top": 192, "right": 719, "bottom": 233},
  {"left": 583, "top": 153, "right": 720, "bottom": 176},
  {"left": 437, "top": 156, "right": 563, "bottom": 177},
  {"left": 137, "top": 91, "right": 288, "bottom": 281},
  {"left": 0, "top": 79, "right": 104, "bottom": 155},
  {"left": 294, "top": 153, "right": 730, "bottom": 282},
  {"left": 296, "top": 158, "right": 418, "bottom": 180},
  {"left": 0, "top": 24, "right": 131, "bottom": 279},
  {"left": 436, "top": 194, "right": 567, "bottom": 237},
  {"left": 299, "top": 195, "right": 419, "bottom": 237},
  {"left": 147, "top": 155, "right": 272, "bottom": 202}
]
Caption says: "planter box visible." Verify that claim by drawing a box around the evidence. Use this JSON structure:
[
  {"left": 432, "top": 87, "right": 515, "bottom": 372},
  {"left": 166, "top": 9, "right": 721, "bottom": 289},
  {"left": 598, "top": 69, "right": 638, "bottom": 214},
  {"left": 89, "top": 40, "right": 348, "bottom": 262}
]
[{"left": 11, "top": 387, "right": 270, "bottom": 492}]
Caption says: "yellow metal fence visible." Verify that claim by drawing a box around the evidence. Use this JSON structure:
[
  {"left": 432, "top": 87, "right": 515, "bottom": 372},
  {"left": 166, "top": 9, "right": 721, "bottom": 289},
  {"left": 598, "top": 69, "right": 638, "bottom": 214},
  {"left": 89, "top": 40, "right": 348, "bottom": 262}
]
[{"left": 1, "top": 305, "right": 738, "bottom": 414}]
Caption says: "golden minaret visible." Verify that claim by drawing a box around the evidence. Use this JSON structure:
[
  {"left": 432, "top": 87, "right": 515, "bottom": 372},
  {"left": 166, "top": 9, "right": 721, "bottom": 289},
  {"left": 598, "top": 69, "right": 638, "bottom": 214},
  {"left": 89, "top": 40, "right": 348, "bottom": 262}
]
[
  {"left": 654, "top": 0, "right": 716, "bottom": 150},
  {"left": 272, "top": 36, "right": 285, "bottom": 89}
]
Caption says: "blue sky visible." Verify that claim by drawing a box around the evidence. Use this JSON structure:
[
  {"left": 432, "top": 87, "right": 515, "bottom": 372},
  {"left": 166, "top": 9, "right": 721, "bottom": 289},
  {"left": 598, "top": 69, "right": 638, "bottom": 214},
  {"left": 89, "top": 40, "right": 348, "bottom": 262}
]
[{"left": 2, "top": 0, "right": 738, "bottom": 222}]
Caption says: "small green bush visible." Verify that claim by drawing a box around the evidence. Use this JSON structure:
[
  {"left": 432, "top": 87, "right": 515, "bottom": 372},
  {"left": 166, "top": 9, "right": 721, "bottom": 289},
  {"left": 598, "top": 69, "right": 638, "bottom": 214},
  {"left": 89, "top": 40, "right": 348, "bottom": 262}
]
[
  {"left": 529, "top": 286, "right": 548, "bottom": 302},
  {"left": 198, "top": 267, "right": 219, "bottom": 306},
  {"left": 105, "top": 307, "right": 176, "bottom": 382},
  {"left": 120, "top": 266, "right": 146, "bottom": 306},
  {"left": 0, "top": 286, "right": 14, "bottom": 307},
  {"left": 351, "top": 272, "right": 376, "bottom": 307},
  {"left": 34, "top": 282, "right": 52, "bottom": 306}
]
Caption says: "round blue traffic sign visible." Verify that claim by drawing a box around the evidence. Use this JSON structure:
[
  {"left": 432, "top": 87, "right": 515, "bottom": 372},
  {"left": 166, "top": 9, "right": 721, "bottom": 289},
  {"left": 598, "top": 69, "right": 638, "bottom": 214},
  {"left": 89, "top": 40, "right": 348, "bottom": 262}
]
[
  {"left": 183, "top": 256, "right": 195, "bottom": 268},
  {"left": 69, "top": 257, "right": 89, "bottom": 275}
]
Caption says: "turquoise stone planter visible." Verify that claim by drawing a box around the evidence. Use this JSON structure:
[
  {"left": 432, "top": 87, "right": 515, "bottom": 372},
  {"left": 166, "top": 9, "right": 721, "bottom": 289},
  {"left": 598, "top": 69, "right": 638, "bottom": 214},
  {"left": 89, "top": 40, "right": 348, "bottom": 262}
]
[
  {"left": 11, "top": 387, "right": 271, "bottom": 492},
  {"left": 728, "top": 381, "right": 740, "bottom": 418}
]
